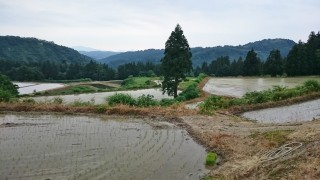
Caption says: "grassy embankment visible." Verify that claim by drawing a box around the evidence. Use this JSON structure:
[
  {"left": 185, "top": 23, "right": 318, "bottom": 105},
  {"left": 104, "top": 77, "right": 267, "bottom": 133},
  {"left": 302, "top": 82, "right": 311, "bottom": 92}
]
[{"left": 199, "top": 79, "right": 320, "bottom": 115}]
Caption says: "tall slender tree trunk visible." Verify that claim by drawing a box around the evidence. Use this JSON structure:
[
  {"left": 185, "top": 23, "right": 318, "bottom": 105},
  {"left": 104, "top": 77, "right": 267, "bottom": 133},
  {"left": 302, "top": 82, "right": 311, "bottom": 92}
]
[{"left": 173, "top": 78, "right": 178, "bottom": 98}]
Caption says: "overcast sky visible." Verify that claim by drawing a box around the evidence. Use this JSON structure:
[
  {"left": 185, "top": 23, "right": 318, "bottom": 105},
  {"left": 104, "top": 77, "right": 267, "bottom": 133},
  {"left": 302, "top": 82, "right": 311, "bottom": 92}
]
[{"left": 0, "top": 0, "right": 319, "bottom": 51}]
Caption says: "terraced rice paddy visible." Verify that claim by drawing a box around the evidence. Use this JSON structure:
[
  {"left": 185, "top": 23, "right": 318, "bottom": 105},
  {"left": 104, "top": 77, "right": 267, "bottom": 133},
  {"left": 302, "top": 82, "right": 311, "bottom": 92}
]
[
  {"left": 0, "top": 114, "right": 208, "bottom": 180},
  {"left": 14, "top": 82, "right": 65, "bottom": 95},
  {"left": 242, "top": 99, "right": 320, "bottom": 123},
  {"left": 32, "top": 89, "right": 173, "bottom": 104},
  {"left": 203, "top": 77, "right": 320, "bottom": 97}
]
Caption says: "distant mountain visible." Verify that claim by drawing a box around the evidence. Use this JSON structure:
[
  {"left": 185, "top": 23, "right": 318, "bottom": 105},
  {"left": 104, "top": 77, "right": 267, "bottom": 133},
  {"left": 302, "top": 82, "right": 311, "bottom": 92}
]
[
  {"left": 71, "top": 46, "right": 99, "bottom": 51},
  {"left": 100, "top": 39, "right": 296, "bottom": 67},
  {"left": 0, "top": 36, "right": 93, "bottom": 63},
  {"left": 79, "top": 51, "right": 120, "bottom": 60}
]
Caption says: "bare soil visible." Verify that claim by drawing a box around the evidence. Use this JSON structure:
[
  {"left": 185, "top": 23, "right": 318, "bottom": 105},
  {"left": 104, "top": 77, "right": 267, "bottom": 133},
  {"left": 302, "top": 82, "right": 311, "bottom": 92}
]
[{"left": 181, "top": 113, "right": 320, "bottom": 179}]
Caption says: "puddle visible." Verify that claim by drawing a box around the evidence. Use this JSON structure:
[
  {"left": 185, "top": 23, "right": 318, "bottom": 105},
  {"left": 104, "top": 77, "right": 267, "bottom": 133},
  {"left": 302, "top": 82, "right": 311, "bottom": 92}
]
[
  {"left": 203, "top": 77, "right": 320, "bottom": 97},
  {"left": 0, "top": 114, "right": 208, "bottom": 180},
  {"left": 242, "top": 99, "right": 320, "bottom": 123},
  {"left": 32, "top": 88, "right": 174, "bottom": 104}
]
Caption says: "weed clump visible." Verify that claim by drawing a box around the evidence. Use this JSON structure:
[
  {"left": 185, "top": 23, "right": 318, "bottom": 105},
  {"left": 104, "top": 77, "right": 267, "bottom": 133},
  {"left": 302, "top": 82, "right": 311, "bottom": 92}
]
[
  {"left": 107, "top": 93, "right": 137, "bottom": 106},
  {"left": 206, "top": 152, "right": 217, "bottom": 166}
]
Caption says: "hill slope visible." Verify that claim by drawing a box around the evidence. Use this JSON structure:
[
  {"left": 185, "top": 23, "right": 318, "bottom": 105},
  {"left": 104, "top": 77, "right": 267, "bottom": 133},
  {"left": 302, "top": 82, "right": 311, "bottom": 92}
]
[
  {"left": 100, "top": 39, "right": 295, "bottom": 67},
  {"left": 79, "top": 51, "right": 120, "bottom": 60},
  {"left": 0, "top": 36, "right": 92, "bottom": 63}
]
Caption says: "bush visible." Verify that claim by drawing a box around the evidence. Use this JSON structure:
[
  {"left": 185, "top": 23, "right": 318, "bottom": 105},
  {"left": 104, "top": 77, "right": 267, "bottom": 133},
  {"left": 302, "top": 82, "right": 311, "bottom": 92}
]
[
  {"left": 303, "top": 80, "right": 320, "bottom": 92},
  {"left": 136, "top": 94, "right": 158, "bottom": 107},
  {"left": 70, "top": 100, "right": 93, "bottom": 106},
  {"left": 177, "top": 84, "right": 200, "bottom": 101},
  {"left": 199, "top": 95, "right": 229, "bottom": 114},
  {"left": 159, "top": 98, "right": 176, "bottom": 106},
  {"left": 0, "top": 74, "right": 19, "bottom": 102},
  {"left": 206, "top": 152, "right": 217, "bottom": 166},
  {"left": 107, "top": 93, "right": 136, "bottom": 106}
]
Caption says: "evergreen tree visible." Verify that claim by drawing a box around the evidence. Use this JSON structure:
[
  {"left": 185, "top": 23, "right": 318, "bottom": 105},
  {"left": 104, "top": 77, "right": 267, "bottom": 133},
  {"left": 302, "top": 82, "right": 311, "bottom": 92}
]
[
  {"left": 264, "top": 49, "right": 283, "bottom": 76},
  {"left": 243, "top": 49, "right": 261, "bottom": 76},
  {"left": 161, "top": 24, "right": 192, "bottom": 98}
]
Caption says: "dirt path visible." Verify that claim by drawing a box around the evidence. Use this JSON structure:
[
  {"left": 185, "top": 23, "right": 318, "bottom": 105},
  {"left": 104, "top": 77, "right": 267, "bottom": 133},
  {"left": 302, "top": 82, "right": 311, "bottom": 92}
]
[{"left": 181, "top": 113, "right": 320, "bottom": 179}]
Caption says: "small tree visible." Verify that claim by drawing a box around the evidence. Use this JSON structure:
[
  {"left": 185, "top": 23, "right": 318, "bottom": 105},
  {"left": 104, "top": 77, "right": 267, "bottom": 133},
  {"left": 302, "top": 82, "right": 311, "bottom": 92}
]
[
  {"left": 161, "top": 24, "right": 192, "bottom": 98},
  {"left": 0, "top": 74, "right": 19, "bottom": 102}
]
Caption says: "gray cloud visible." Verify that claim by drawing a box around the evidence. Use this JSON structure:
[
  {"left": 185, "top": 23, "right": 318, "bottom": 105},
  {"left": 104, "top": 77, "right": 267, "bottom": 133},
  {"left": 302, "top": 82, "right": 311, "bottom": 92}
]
[{"left": 0, "top": 0, "right": 319, "bottom": 51}]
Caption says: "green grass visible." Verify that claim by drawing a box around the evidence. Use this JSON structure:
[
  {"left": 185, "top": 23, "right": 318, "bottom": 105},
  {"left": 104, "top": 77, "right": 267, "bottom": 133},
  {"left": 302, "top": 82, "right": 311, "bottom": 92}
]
[
  {"left": 206, "top": 152, "right": 218, "bottom": 166},
  {"left": 120, "top": 76, "right": 159, "bottom": 89}
]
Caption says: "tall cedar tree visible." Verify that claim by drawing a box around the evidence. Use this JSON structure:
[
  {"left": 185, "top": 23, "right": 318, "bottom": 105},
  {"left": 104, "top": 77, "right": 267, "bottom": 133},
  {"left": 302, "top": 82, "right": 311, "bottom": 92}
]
[
  {"left": 243, "top": 49, "right": 261, "bottom": 76},
  {"left": 264, "top": 49, "right": 283, "bottom": 76},
  {"left": 161, "top": 24, "right": 192, "bottom": 98}
]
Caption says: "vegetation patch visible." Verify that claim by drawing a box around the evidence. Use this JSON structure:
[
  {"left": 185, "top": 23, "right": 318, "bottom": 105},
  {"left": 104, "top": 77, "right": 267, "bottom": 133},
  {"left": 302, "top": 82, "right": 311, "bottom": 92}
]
[
  {"left": 206, "top": 152, "right": 218, "bottom": 166},
  {"left": 120, "top": 76, "right": 159, "bottom": 89},
  {"left": 199, "top": 80, "right": 320, "bottom": 115}
]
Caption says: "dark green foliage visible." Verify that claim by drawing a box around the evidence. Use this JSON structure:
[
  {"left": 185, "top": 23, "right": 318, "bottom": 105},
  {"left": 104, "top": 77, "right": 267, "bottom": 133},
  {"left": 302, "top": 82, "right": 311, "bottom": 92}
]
[
  {"left": 107, "top": 93, "right": 137, "bottom": 106},
  {"left": 177, "top": 84, "right": 200, "bottom": 101},
  {"left": 199, "top": 95, "right": 229, "bottom": 114},
  {"left": 264, "top": 49, "right": 284, "bottom": 76},
  {"left": 100, "top": 39, "right": 295, "bottom": 68},
  {"left": 206, "top": 152, "right": 218, "bottom": 166},
  {"left": 136, "top": 95, "right": 158, "bottom": 107},
  {"left": 159, "top": 98, "right": 177, "bottom": 106},
  {"left": 0, "top": 74, "right": 18, "bottom": 102},
  {"left": 243, "top": 49, "right": 262, "bottom": 76},
  {"left": 0, "top": 36, "right": 91, "bottom": 64},
  {"left": 303, "top": 80, "right": 320, "bottom": 91},
  {"left": 286, "top": 31, "right": 320, "bottom": 76},
  {"left": 117, "top": 61, "right": 161, "bottom": 80},
  {"left": 161, "top": 24, "right": 192, "bottom": 98}
]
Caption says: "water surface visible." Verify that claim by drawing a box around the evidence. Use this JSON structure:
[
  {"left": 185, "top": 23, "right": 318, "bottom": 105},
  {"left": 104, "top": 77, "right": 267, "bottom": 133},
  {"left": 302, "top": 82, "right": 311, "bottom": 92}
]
[
  {"left": 203, "top": 77, "right": 320, "bottom": 97},
  {"left": 0, "top": 114, "right": 208, "bottom": 180},
  {"left": 33, "top": 89, "right": 173, "bottom": 104},
  {"left": 14, "top": 82, "right": 65, "bottom": 95},
  {"left": 242, "top": 99, "right": 320, "bottom": 123}
]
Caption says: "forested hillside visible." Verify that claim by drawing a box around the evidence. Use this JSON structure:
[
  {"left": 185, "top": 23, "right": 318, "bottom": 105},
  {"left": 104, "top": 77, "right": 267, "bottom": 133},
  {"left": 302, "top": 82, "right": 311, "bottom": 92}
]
[
  {"left": 79, "top": 51, "right": 119, "bottom": 60},
  {"left": 0, "top": 36, "right": 92, "bottom": 63},
  {"left": 100, "top": 39, "right": 295, "bottom": 67}
]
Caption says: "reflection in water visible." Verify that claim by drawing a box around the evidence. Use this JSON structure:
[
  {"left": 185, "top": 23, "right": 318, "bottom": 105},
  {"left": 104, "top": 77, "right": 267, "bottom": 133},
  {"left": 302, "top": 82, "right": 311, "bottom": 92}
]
[
  {"left": 0, "top": 114, "right": 208, "bottom": 180},
  {"left": 203, "top": 77, "right": 320, "bottom": 97}
]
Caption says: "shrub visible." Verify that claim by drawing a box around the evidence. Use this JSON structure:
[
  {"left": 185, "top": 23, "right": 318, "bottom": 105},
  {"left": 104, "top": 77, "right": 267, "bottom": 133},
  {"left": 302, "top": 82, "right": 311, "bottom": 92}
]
[
  {"left": 159, "top": 98, "right": 176, "bottom": 106},
  {"left": 0, "top": 89, "right": 13, "bottom": 102},
  {"left": 0, "top": 74, "right": 18, "bottom": 102},
  {"left": 107, "top": 93, "right": 136, "bottom": 106},
  {"left": 136, "top": 94, "right": 158, "bottom": 107},
  {"left": 303, "top": 80, "right": 320, "bottom": 92},
  {"left": 206, "top": 152, "right": 217, "bottom": 166},
  {"left": 199, "top": 95, "right": 229, "bottom": 115},
  {"left": 178, "top": 83, "right": 200, "bottom": 101}
]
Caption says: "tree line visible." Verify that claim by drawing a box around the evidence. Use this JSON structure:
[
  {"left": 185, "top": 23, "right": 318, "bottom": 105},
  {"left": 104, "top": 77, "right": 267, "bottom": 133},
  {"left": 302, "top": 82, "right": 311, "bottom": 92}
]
[
  {"left": 0, "top": 59, "right": 161, "bottom": 81},
  {"left": 194, "top": 31, "right": 320, "bottom": 77}
]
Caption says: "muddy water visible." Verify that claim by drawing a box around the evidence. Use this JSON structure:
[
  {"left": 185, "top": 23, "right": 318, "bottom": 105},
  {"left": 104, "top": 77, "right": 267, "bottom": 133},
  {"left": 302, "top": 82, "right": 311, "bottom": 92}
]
[
  {"left": 203, "top": 77, "right": 320, "bottom": 97},
  {"left": 32, "top": 89, "right": 173, "bottom": 104},
  {"left": 0, "top": 114, "right": 208, "bottom": 180},
  {"left": 242, "top": 99, "right": 320, "bottom": 123},
  {"left": 14, "top": 82, "right": 65, "bottom": 95}
]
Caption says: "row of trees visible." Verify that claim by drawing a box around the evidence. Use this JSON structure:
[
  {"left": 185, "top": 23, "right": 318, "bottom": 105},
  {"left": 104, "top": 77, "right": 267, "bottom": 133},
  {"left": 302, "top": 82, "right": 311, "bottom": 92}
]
[
  {"left": 194, "top": 31, "right": 320, "bottom": 77},
  {"left": 0, "top": 59, "right": 161, "bottom": 81}
]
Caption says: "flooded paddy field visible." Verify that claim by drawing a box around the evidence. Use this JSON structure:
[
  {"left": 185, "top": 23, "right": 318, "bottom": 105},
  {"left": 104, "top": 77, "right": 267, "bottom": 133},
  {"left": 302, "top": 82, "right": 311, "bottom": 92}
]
[
  {"left": 32, "top": 89, "right": 174, "bottom": 104},
  {"left": 203, "top": 77, "right": 320, "bottom": 97},
  {"left": 14, "top": 82, "right": 65, "bottom": 95},
  {"left": 242, "top": 98, "right": 320, "bottom": 123},
  {"left": 0, "top": 114, "right": 208, "bottom": 180}
]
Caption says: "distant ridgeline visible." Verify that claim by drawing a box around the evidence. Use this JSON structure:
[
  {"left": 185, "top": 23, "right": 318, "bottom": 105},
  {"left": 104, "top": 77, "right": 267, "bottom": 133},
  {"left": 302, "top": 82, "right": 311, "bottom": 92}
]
[
  {"left": 98, "top": 39, "right": 296, "bottom": 68},
  {"left": 0, "top": 36, "right": 92, "bottom": 63},
  {"left": 0, "top": 32, "right": 319, "bottom": 82}
]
